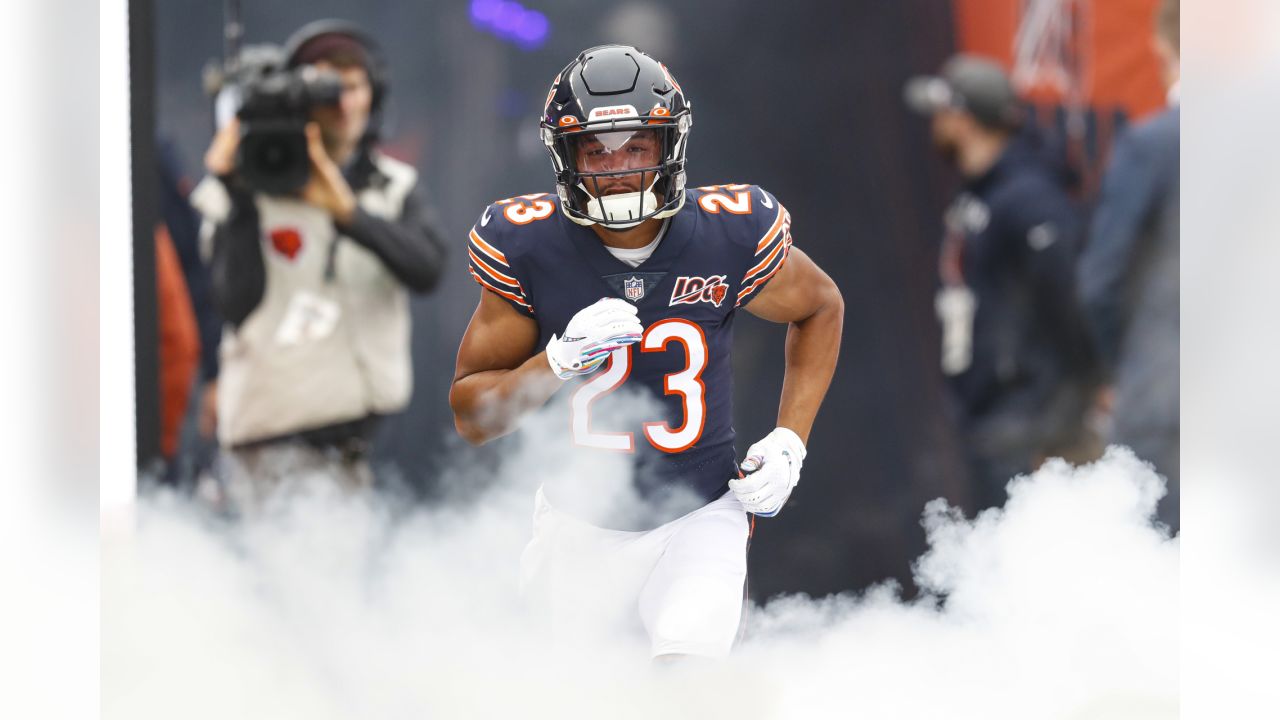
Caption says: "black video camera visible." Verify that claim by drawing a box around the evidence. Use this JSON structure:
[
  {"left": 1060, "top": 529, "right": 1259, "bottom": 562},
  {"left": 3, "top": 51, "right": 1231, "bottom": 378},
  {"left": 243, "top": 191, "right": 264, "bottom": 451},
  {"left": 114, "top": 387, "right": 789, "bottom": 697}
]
[{"left": 207, "top": 44, "right": 343, "bottom": 195}]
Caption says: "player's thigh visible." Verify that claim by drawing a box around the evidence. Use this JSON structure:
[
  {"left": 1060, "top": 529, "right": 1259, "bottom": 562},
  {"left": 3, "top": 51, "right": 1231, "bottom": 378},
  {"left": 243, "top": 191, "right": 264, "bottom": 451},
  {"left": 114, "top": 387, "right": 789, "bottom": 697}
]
[
  {"left": 520, "top": 489, "right": 652, "bottom": 616},
  {"left": 638, "top": 497, "right": 749, "bottom": 657}
]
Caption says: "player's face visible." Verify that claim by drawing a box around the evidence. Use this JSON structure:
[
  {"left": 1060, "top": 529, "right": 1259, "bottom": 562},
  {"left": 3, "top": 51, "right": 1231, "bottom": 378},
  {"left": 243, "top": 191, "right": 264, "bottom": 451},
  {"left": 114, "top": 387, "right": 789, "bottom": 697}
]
[
  {"left": 572, "top": 129, "right": 662, "bottom": 196},
  {"left": 310, "top": 62, "right": 373, "bottom": 155}
]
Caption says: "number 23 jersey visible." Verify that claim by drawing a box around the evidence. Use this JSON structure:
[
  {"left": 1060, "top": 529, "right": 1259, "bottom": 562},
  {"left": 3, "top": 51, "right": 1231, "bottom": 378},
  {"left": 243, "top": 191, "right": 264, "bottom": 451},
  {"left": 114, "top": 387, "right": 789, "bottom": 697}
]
[{"left": 468, "top": 184, "right": 793, "bottom": 519}]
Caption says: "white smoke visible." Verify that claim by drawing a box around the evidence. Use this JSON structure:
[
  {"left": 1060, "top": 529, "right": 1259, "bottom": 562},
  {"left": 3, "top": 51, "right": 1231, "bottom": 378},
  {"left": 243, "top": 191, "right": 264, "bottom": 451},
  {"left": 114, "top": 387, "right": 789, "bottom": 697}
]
[
  {"left": 103, "top": 445, "right": 1177, "bottom": 720},
  {"left": 738, "top": 448, "right": 1177, "bottom": 719}
]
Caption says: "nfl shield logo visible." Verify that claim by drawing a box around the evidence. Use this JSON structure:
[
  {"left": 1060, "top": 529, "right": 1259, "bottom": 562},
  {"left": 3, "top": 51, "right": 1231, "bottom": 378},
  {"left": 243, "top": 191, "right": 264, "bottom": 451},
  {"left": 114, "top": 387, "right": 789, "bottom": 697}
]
[{"left": 624, "top": 276, "right": 645, "bottom": 301}]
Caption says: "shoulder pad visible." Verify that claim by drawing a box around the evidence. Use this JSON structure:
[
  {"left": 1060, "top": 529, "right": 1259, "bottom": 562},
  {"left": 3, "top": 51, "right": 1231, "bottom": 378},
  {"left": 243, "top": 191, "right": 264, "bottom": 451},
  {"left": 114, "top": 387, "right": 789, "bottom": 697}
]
[
  {"left": 465, "top": 192, "right": 559, "bottom": 317},
  {"left": 688, "top": 184, "right": 793, "bottom": 307},
  {"left": 482, "top": 192, "right": 560, "bottom": 232},
  {"left": 689, "top": 184, "right": 786, "bottom": 243}
]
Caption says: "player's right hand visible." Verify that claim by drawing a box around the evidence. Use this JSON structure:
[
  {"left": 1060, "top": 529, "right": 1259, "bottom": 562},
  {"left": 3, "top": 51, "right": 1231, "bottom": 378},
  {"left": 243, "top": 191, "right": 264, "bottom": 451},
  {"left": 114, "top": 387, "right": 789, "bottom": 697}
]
[{"left": 545, "top": 297, "right": 643, "bottom": 379}]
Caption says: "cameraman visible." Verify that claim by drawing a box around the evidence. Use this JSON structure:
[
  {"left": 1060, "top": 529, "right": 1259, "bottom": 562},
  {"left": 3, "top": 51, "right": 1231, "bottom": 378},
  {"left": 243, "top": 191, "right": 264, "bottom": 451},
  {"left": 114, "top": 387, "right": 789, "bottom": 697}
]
[{"left": 190, "top": 21, "right": 446, "bottom": 507}]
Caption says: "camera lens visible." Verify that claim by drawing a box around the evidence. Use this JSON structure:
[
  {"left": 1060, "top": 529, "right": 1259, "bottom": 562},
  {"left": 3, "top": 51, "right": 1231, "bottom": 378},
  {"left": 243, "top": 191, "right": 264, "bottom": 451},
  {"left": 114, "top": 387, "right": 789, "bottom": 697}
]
[
  {"left": 254, "top": 138, "right": 297, "bottom": 174},
  {"left": 239, "top": 127, "right": 310, "bottom": 195}
]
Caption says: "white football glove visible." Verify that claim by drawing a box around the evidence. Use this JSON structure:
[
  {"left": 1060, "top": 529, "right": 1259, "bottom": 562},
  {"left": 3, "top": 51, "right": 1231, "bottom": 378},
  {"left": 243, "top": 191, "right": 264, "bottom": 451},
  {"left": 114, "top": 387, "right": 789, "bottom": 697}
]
[
  {"left": 728, "top": 427, "right": 807, "bottom": 517},
  {"left": 546, "top": 297, "right": 644, "bottom": 379}
]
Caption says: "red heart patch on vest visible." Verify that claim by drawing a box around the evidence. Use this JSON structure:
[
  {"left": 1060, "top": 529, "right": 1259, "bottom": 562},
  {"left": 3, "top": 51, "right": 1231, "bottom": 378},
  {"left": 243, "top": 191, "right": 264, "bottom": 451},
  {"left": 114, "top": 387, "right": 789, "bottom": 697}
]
[{"left": 269, "top": 227, "right": 303, "bottom": 260}]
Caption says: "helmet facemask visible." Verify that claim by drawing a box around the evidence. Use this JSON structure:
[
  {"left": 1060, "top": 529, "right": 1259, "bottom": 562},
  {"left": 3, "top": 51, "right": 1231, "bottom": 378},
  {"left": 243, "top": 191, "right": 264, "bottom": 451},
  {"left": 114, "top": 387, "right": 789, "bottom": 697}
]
[{"left": 544, "top": 112, "right": 691, "bottom": 229}]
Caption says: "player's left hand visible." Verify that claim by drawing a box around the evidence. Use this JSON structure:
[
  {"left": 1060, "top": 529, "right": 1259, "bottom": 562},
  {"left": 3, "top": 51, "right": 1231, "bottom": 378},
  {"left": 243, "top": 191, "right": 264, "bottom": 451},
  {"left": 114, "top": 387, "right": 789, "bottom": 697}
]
[
  {"left": 729, "top": 427, "right": 807, "bottom": 516},
  {"left": 301, "top": 122, "right": 358, "bottom": 224}
]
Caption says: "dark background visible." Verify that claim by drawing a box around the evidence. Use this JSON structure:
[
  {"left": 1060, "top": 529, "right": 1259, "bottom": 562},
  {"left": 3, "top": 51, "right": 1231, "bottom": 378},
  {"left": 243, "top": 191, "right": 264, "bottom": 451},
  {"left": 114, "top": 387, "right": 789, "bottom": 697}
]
[{"left": 149, "top": 0, "right": 973, "bottom": 600}]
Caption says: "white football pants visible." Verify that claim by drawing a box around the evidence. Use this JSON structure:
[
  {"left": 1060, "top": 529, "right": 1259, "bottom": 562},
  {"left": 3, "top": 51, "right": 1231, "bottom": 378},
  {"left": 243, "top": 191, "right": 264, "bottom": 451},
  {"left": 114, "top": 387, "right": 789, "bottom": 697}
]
[{"left": 519, "top": 486, "right": 751, "bottom": 658}]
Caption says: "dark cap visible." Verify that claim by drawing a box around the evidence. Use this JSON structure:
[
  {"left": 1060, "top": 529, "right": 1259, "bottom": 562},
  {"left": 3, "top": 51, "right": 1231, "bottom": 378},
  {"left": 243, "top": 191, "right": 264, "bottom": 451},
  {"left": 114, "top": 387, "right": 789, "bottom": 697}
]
[
  {"left": 904, "top": 54, "right": 1022, "bottom": 130},
  {"left": 288, "top": 32, "right": 371, "bottom": 69},
  {"left": 283, "top": 20, "right": 384, "bottom": 75}
]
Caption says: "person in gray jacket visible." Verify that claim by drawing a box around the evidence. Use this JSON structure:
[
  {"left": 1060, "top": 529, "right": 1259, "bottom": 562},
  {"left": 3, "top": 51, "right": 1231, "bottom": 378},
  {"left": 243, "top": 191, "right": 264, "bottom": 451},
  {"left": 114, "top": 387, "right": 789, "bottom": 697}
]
[
  {"left": 191, "top": 21, "right": 446, "bottom": 509},
  {"left": 1080, "top": 0, "right": 1180, "bottom": 530}
]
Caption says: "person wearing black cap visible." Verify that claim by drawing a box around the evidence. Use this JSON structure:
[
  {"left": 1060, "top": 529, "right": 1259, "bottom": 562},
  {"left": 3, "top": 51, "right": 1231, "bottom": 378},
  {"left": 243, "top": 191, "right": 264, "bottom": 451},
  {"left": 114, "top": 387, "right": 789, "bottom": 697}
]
[
  {"left": 189, "top": 20, "right": 447, "bottom": 509},
  {"left": 906, "top": 55, "right": 1098, "bottom": 510}
]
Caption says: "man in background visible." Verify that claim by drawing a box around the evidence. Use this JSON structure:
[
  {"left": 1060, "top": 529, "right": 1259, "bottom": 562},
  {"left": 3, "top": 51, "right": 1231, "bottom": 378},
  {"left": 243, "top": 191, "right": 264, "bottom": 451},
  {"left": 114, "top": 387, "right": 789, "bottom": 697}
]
[
  {"left": 1080, "top": 0, "right": 1180, "bottom": 530},
  {"left": 191, "top": 20, "right": 446, "bottom": 509},
  {"left": 906, "top": 55, "right": 1099, "bottom": 510}
]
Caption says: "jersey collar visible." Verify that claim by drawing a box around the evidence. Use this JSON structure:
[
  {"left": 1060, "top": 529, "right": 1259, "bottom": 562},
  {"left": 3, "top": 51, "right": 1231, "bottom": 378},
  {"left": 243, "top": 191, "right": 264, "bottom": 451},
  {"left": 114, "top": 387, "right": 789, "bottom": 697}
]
[{"left": 565, "top": 192, "right": 699, "bottom": 278}]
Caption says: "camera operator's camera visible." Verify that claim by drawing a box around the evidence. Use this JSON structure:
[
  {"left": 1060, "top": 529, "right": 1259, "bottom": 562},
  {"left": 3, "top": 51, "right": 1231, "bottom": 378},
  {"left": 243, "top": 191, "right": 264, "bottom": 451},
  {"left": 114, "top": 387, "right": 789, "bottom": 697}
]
[
  {"left": 236, "top": 62, "right": 343, "bottom": 195},
  {"left": 208, "top": 45, "right": 343, "bottom": 196}
]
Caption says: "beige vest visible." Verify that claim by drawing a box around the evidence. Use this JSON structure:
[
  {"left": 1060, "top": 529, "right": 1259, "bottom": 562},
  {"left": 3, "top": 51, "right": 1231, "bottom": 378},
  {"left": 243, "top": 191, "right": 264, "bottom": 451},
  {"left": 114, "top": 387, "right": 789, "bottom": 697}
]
[{"left": 192, "top": 155, "right": 417, "bottom": 445}]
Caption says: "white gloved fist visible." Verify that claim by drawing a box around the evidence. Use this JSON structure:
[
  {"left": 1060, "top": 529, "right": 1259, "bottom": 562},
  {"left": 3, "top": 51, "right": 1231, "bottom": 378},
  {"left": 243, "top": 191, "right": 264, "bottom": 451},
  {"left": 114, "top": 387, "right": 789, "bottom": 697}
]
[
  {"left": 729, "top": 427, "right": 807, "bottom": 517},
  {"left": 546, "top": 297, "right": 644, "bottom": 379}
]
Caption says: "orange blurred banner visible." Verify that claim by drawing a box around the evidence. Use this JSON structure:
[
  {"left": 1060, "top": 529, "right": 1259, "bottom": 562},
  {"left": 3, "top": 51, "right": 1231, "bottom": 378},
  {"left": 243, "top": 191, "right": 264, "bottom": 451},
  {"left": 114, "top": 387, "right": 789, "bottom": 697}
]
[{"left": 952, "top": 0, "right": 1166, "bottom": 119}]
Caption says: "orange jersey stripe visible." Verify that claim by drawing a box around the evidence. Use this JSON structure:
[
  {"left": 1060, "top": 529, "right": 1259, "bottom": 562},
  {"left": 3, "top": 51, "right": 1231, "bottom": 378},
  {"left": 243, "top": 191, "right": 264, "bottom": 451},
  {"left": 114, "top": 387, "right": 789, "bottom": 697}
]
[
  {"left": 743, "top": 230, "right": 788, "bottom": 282},
  {"left": 736, "top": 241, "right": 792, "bottom": 305},
  {"left": 469, "top": 229, "right": 508, "bottom": 265},
  {"left": 755, "top": 206, "right": 787, "bottom": 254},
  {"left": 469, "top": 269, "right": 532, "bottom": 310},
  {"left": 468, "top": 248, "right": 523, "bottom": 289}
]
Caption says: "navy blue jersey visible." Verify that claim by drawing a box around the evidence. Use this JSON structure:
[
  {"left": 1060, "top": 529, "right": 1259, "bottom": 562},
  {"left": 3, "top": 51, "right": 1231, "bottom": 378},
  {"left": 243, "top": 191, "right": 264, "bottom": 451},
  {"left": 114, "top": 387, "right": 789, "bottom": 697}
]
[{"left": 467, "top": 185, "right": 792, "bottom": 525}]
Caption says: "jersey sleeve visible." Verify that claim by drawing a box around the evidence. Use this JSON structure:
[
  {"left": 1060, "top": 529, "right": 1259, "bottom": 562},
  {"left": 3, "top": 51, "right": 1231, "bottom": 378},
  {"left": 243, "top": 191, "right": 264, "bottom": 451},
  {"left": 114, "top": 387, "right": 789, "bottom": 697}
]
[
  {"left": 735, "top": 186, "right": 794, "bottom": 308},
  {"left": 466, "top": 205, "right": 535, "bottom": 318}
]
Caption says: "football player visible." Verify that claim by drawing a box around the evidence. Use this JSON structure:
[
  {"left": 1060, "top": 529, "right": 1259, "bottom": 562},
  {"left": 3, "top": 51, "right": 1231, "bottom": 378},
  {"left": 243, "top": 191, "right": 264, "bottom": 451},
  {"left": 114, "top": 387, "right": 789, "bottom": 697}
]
[{"left": 450, "top": 45, "right": 843, "bottom": 660}]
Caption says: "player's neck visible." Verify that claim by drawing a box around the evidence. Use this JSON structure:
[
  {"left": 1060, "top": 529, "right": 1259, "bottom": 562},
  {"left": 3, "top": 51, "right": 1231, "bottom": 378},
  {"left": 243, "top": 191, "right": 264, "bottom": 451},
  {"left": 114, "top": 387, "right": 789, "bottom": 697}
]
[{"left": 591, "top": 218, "right": 663, "bottom": 250}]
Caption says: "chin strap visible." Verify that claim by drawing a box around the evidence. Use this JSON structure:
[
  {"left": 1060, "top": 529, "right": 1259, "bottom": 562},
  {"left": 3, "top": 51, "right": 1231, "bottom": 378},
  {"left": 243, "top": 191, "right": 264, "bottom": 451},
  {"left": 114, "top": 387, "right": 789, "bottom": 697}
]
[
  {"left": 581, "top": 189, "right": 659, "bottom": 229},
  {"left": 562, "top": 174, "right": 688, "bottom": 228},
  {"left": 574, "top": 175, "right": 662, "bottom": 229}
]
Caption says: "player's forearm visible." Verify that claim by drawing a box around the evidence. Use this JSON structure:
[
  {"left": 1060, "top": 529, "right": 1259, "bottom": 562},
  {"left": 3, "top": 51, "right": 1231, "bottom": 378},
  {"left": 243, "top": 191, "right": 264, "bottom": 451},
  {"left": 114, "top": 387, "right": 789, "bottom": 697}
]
[
  {"left": 450, "top": 352, "right": 564, "bottom": 444},
  {"left": 775, "top": 285, "right": 844, "bottom": 444}
]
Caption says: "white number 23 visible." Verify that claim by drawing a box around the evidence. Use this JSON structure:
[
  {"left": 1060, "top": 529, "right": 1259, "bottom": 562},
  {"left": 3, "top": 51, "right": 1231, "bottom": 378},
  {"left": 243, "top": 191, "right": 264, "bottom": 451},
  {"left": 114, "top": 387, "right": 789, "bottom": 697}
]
[{"left": 570, "top": 319, "right": 708, "bottom": 453}]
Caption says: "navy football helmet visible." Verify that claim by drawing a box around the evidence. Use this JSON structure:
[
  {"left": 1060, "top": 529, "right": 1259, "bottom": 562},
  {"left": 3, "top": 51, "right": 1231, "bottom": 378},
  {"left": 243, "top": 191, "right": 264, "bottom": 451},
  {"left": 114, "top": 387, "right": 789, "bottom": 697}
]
[{"left": 541, "top": 45, "right": 692, "bottom": 229}]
